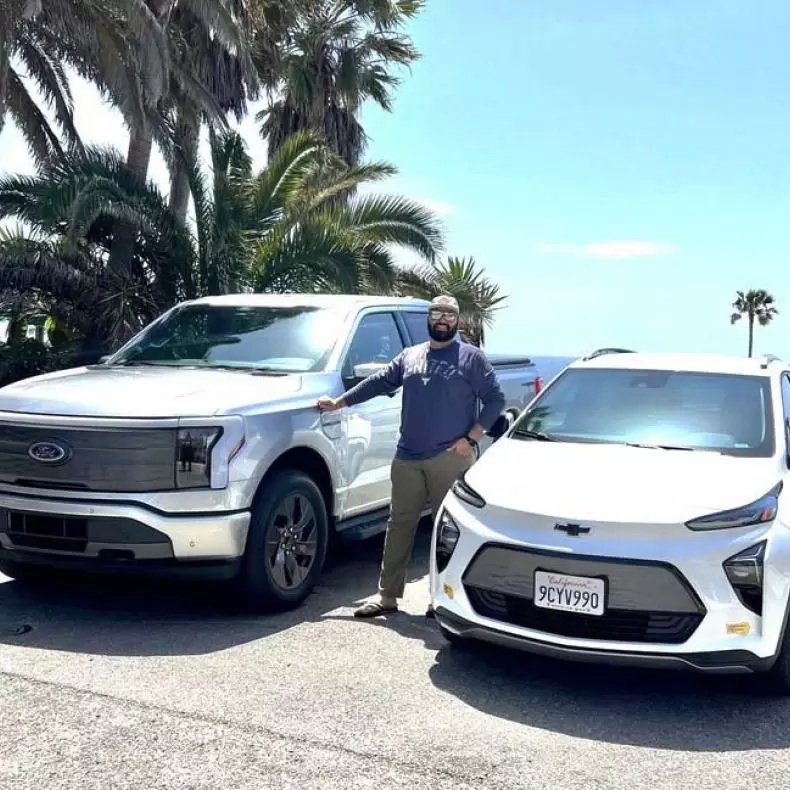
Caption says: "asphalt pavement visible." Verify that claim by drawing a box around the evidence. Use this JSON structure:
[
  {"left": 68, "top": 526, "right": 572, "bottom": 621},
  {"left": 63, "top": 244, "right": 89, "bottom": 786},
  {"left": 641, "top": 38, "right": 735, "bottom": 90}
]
[{"left": 1, "top": 525, "right": 789, "bottom": 790}]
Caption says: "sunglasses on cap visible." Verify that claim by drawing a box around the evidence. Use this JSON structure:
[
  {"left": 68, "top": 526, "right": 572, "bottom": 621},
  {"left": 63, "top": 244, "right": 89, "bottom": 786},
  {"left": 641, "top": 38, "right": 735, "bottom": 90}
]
[{"left": 429, "top": 308, "right": 458, "bottom": 320}]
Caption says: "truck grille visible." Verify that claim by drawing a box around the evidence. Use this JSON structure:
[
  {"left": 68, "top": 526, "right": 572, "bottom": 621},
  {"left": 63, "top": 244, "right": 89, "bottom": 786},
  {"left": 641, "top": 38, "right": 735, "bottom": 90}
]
[
  {"left": 462, "top": 544, "right": 706, "bottom": 645},
  {"left": 0, "top": 509, "right": 172, "bottom": 555},
  {"left": 0, "top": 423, "right": 177, "bottom": 492}
]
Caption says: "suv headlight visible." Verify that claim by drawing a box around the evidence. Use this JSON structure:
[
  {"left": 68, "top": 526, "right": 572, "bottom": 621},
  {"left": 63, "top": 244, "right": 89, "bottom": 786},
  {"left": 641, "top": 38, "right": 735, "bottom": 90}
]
[
  {"left": 175, "top": 427, "right": 223, "bottom": 489},
  {"left": 685, "top": 485, "right": 780, "bottom": 531},
  {"left": 451, "top": 472, "right": 486, "bottom": 509},
  {"left": 723, "top": 541, "right": 766, "bottom": 616},
  {"left": 435, "top": 510, "right": 461, "bottom": 572}
]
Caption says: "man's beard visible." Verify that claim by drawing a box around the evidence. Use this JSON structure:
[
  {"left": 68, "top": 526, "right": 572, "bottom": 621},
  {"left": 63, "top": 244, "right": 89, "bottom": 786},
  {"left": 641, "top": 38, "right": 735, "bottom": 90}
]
[{"left": 427, "top": 319, "right": 457, "bottom": 343}]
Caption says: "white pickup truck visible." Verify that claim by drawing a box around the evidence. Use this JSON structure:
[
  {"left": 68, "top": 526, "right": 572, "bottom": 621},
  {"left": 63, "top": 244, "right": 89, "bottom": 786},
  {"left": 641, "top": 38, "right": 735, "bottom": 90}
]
[{"left": 0, "top": 294, "right": 541, "bottom": 610}]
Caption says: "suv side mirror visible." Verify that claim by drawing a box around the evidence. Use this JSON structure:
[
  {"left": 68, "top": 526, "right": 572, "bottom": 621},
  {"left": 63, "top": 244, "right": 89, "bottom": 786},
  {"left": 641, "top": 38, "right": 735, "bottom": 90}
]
[{"left": 487, "top": 412, "right": 515, "bottom": 441}]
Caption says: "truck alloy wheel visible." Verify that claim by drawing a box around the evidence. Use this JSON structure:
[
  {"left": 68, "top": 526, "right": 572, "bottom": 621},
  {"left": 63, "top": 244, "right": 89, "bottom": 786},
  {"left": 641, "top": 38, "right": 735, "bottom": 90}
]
[
  {"left": 265, "top": 493, "right": 319, "bottom": 591},
  {"left": 235, "top": 469, "right": 329, "bottom": 612}
]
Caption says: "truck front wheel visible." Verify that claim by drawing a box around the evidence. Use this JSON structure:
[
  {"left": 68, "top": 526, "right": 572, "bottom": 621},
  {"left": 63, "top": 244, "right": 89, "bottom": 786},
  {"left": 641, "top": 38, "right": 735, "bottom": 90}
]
[{"left": 234, "top": 469, "right": 329, "bottom": 612}]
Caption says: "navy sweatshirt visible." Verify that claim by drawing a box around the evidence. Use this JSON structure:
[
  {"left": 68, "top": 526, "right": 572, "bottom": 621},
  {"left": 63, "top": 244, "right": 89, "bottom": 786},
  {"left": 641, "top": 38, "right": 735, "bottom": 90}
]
[{"left": 343, "top": 341, "right": 506, "bottom": 460}]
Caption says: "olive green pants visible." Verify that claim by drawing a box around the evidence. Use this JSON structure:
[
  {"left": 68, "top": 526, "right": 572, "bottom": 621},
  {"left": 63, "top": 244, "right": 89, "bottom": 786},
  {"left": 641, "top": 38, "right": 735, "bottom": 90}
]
[{"left": 378, "top": 449, "right": 475, "bottom": 600}]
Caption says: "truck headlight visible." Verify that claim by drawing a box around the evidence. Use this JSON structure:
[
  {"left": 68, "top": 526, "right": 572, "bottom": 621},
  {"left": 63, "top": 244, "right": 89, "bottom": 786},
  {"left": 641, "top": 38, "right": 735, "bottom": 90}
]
[{"left": 175, "top": 427, "right": 223, "bottom": 489}]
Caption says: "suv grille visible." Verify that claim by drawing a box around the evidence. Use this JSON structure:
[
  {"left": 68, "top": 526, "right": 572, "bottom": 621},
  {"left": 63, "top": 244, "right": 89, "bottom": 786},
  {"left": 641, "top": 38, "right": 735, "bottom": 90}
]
[
  {"left": 462, "top": 544, "right": 706, "bottom": 645},
  {"left": 0, "top": 423, "right": 177, "bottom": 492},
  {"left": 466, "top": 587, "right": 703, "bottom": 644}
]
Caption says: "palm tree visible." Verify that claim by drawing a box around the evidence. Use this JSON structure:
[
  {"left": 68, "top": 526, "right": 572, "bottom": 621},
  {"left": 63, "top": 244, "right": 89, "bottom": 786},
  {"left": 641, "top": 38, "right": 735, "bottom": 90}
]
[
  {"left": 190, "top": 129, "right": 444, "bottom": 294},
  {"left": 257, "top": 0, "right": 422, "bottom": 167},
  {"left": 0, "top": 146, "right": 196, "bottom": 355},
  {"left": 396, "top": 256, "right": 507, "bottom": 346},
  {"left": 0, "top": 133, "right": 445, "bottom": 354},
  {"left": 166, "top": 0, "right": 260, "bottom": 225},
  {"left": 105, "top": 0, "right": 257, "bottom": 279},
  {"left": 730, "top": 289, "right": 778, "bottom": 357}
]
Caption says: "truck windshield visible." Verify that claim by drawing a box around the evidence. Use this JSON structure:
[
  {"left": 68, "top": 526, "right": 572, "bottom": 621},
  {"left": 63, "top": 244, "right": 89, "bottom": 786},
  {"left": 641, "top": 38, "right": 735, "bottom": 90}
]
[
  {"left": 511, "top": 367, "right": 775, "bottom": 457},
  {"left": 109, "top": 304, "right": 349, "bottom": 372}
]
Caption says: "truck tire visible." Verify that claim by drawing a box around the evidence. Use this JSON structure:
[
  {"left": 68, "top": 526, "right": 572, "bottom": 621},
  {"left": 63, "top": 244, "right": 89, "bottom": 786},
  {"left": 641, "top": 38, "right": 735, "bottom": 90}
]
[{"left": 234, "top": 469, "right": 329, "bottom": 612}]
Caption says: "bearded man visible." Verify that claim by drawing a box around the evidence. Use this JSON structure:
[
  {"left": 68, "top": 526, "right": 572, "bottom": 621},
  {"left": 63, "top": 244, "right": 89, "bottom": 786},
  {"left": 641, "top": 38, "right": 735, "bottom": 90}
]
[{"left": 317, "top": 295, "right": 505, "bottom": 618}]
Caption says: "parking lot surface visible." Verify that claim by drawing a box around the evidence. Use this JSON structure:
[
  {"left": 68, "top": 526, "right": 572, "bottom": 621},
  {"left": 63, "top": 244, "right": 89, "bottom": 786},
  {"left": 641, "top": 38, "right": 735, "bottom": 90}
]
[{"left": 1, "top": 526, "right": 788, "bottom": 790}]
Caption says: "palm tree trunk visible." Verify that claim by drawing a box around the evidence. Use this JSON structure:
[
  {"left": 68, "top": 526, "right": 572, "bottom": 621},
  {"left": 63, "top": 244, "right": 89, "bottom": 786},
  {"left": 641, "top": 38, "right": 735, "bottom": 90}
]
[
  {"left": 169, "top": 109, "right": 200, "bottom": 226},
  {"left": 748, "top": 314, "right": 755, "bottom": 357},
  {"left": 108, "top": 129, "right": 152, "bottom": 280}
]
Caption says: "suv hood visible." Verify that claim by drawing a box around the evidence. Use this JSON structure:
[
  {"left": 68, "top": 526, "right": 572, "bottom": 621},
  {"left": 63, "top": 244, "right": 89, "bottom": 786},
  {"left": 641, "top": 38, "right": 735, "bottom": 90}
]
[
  {"left": 467, "top": 437, "right": 778, "bottom": 524},
  {"left": 0, "top": 365, "right": 309, "bottom": 418}
]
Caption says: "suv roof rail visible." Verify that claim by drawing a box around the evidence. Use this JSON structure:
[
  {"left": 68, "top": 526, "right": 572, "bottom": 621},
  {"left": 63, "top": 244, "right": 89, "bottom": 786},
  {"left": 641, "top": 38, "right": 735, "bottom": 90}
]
[
  {"left": 759, "top": 354, "right": 783, "bottom": 369},
  {"left": 582, "top": 347, "right": 636, "bottom": 362}
]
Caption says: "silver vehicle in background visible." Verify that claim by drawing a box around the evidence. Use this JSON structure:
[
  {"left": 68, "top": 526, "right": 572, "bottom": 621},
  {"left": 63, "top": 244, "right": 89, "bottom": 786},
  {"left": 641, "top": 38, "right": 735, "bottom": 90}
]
[{"left": 0, "top": 294, "right": 541, "bottom": 610}]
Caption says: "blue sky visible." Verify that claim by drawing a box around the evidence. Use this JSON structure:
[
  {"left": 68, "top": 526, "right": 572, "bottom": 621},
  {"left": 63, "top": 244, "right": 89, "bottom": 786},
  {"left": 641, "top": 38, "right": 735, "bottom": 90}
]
[
  {"left": 2, "top": 0, "right": 790, "bottom": 357},
  {"left": 358, "top": 0, "right": 790, "bottom": 356}
]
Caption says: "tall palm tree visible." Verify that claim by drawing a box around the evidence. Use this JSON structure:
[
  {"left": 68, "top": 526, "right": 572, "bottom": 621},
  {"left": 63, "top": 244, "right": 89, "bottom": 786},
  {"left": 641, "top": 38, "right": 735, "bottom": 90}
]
[
  {"left": 397, "top": 256, "right": 507, "bottom": 346},
  {"left": 166, "top": 0, "right": 260, "bottom": 225},
  {"left": 730, "top": 289, "right": 778, "bottom": 357},
  {"left": 0, "top": 0, "right": 159, "bottom": 166},
  {"left": 257, "top": 0, "right": 422, "bottom": 167}
]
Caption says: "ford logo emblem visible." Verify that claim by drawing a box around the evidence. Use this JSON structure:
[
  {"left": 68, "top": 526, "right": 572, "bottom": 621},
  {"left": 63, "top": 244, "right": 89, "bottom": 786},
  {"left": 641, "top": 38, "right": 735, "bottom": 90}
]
[{"left": 28, "top": 440, "right": 71, "bottom": 465}]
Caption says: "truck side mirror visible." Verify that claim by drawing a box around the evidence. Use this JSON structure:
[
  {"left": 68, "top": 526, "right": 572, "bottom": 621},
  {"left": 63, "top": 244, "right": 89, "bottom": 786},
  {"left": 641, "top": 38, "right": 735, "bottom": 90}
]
[{"left": 352, "top": 362, "right": 387, "bottom": 381}]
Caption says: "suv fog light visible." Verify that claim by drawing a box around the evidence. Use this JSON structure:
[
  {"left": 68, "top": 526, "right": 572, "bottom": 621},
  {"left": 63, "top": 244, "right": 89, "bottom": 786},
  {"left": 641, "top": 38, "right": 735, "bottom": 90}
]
[
  {"left": 435, "top": 510, "right": 461, "bottom": 573},
  {"left": 723, "top": 541, "right": 766, "bottom": 616}
]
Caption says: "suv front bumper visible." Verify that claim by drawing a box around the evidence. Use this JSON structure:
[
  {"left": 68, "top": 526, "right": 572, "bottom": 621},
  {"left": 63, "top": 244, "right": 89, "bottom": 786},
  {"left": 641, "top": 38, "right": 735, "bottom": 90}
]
[{"left": 0, "top": 492, "right": 250, "bottom": 580}]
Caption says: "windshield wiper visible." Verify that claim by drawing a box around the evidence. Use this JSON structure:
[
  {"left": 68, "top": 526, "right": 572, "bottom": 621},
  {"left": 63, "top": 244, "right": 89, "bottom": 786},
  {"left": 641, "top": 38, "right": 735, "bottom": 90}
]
[
  {"left": 512, "top": 428, "right": 556, "bottom": 442},
  {"left": 625, "top": 442, "right": 696, "bottom": 451}
]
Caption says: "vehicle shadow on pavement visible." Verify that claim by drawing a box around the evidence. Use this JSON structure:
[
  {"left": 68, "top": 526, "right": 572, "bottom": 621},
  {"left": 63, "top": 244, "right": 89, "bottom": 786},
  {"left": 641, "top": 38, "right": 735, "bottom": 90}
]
[
  {"left": 426, "top": 637, "right": 790, "bottom": 752},
  {"left": 0, "top": 521, "right": 435, "bottom": 658}
]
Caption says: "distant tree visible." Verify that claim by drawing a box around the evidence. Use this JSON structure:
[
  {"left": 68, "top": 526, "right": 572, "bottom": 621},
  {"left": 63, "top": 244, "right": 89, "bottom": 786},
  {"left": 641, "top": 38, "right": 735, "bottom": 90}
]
[
  {"left": 396, "top": 256, "right": 507, "bottom": 346},
  {"left": 730, "top": 289, "right": 778, "bottom": 357}
]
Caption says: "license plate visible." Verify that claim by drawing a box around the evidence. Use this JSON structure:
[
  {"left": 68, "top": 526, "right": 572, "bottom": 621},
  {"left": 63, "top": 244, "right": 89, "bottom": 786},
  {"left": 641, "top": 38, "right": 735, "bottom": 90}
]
[{"left": 533, "top": 570, "right": 606, "bottom": 616}]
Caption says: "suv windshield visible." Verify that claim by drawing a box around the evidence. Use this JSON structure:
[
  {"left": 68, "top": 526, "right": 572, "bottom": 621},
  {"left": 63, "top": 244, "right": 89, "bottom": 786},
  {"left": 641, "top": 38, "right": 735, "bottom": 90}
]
[
  {"left": 512, "top": 367, "right": 775, "bottom": 457},
  {"left": 109, "top": 304, "right": 349, "bottom": 373}
]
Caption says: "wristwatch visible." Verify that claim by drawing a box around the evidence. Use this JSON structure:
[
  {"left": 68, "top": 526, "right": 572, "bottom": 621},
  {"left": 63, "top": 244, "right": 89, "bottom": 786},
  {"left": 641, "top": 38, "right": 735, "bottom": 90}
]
[{"left": 465, "top": 433, "right": 478, "bottom": 447}]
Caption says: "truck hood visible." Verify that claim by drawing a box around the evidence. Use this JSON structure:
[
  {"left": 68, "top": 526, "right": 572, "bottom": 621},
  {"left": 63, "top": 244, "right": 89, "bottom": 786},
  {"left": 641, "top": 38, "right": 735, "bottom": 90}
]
[
  {"left": 466, "top": 437, "right": 778, "bottom": 524},
  {"left": 0, "top": 365, "right": 309, "bottom": 418}
]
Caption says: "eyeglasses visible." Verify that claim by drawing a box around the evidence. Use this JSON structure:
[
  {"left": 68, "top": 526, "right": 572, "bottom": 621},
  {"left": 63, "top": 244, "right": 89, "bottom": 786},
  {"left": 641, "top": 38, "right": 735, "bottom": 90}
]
[{"left": 429, "top": 309, "right": 458, "bottom": 320}]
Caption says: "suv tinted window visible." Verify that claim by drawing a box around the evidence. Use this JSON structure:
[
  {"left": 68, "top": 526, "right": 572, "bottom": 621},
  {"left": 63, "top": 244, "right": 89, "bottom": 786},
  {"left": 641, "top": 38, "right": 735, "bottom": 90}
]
[
  {"left": 402, "top": 311, "right": 430, "bottom": 345},
  {"left": 345, "top": 312, "right": 405, "bottom": 373},
  {"left": 513, "top": 367, "right": 775, "bottom": 457}
]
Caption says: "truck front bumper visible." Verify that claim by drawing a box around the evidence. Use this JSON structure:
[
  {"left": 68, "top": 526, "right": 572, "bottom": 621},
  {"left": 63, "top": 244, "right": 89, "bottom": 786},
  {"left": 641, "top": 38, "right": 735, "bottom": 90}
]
[{"left": 0, "top": 492, "right": 250, "bottom": 580}]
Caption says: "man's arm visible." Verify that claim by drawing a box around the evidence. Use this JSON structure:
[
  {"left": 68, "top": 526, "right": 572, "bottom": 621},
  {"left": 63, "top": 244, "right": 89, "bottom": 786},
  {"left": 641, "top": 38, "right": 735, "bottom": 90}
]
[
  {"left": 338, "top": 353, "right": 405, "bottom": 408},
  {"left": 467, "top": 352, "right": 506, "bottom": 441}
]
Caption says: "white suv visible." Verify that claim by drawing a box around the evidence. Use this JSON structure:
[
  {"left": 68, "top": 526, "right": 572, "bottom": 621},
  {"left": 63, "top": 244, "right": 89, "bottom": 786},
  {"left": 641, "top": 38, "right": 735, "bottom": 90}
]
[{"left": 430, "top": 349, "right": 790, "bottom": 693}]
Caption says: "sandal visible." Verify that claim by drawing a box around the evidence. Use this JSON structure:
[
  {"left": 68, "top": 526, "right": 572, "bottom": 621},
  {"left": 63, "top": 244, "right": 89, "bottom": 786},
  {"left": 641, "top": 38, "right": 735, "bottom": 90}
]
[{"left": 353, "top": 600, "right": 398, "bottom": 618}]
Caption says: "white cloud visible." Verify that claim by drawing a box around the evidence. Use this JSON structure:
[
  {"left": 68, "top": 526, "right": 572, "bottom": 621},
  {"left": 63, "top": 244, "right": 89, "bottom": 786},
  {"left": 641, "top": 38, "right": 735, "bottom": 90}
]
[{"left": 536, "top": 240, "right": 674, "bottom": 260}]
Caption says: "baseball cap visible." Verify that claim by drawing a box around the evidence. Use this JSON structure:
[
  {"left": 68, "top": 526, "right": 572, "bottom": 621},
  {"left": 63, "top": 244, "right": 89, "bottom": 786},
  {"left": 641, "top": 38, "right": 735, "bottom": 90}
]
[{"left": 429, "top": 294, "right": 459, "bottom": 314}]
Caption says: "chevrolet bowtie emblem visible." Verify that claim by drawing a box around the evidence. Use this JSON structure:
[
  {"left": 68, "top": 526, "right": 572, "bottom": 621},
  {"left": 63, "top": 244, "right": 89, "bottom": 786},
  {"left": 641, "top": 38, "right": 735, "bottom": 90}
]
[{"left": 554, "top": 522, "right": 590, "bottom": 537}]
